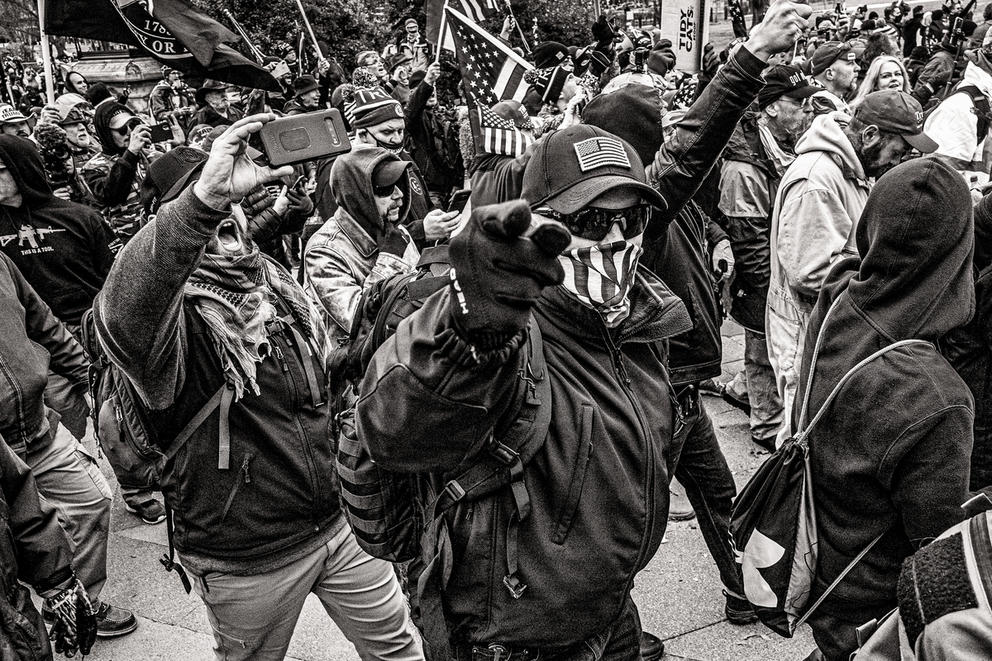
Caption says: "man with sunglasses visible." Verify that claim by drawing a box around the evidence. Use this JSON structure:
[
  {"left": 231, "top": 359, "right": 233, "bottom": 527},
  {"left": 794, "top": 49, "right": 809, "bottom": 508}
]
[
  {"left": 357, "top": 2, "right": 814, "bottom": 655},
  {"left": 82, "top": 102, "right": 155, "bottom": 247}
]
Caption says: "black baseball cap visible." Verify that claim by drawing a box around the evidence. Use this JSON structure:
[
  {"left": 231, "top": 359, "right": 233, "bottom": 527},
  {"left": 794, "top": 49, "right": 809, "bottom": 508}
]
[
  {"left": 372, "top": 157, "right": 410, "bottom": 189},
  {"left": 854, "top": 90, "right": 938, "bottom": 153},
  {"left": 758, "top": 65, "right": 820, "bottom": 109},
  {"left": 521, "top": 125, "right": 667, "bottom": 215}
]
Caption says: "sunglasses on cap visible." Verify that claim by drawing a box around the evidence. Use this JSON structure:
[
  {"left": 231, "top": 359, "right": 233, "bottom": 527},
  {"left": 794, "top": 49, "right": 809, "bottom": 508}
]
[
  {"left": 110, "top": 117, "right": 143, "bottom": 135},
  {"left": 534, "top": 205, "right": 652, "bottom": 242}
]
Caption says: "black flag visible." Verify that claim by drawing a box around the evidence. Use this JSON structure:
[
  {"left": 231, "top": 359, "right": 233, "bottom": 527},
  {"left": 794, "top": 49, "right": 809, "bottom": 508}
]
[{"left": 43, "top": 0, "right": 281, "bottom": 92}]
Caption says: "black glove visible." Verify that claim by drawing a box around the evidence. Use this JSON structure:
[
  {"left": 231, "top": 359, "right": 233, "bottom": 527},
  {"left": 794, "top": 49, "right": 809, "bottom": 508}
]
[
  {"left": 286, "top": 187, "right": 314, "bottom": 217},
  {"left": 448, "top": 200, "right": 570, "bottom": 349},
  {"left": 649, "top": 39, "right": 677, "bottom": 76},
  {"left": 588, "top": 49, "right": 613, "bottom": 77},
  {"left": 45, "top": 578, "right": 97, "bottom": 658},
  {"left": 377, "top": 221, "right": 409, "bottom": 257}
]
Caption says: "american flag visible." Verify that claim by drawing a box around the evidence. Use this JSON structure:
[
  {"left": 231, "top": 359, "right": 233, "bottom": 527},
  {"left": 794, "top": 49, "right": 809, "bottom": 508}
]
[
  {"left": 573, "top": 137, "right": 631, "bottom": 172},
  {"left": 475, "top": 105, "right": 533, "bottom": 156},
  {"left": 447, "top": 5, "right": 532, "bottom": 106},
  {"left": 728, "top": 0, "right": 749, "bottom": 39},
  {"left": 427, "top": 0, "right": 499, "bottom": 51}
]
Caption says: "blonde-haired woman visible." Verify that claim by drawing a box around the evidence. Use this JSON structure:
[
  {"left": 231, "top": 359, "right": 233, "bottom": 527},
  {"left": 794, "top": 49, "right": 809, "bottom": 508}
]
[{"left": 851, "top": 55, "right": 911, "bottom": 107}]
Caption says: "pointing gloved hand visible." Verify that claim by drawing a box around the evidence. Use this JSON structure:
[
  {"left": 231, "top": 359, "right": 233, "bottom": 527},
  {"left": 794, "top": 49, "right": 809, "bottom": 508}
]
[
  {"left": 44, "top": 577, "right": 97, "bottom": 658},
  {"left": 448, "top": 200, "right": 571, "bottom": 350}
]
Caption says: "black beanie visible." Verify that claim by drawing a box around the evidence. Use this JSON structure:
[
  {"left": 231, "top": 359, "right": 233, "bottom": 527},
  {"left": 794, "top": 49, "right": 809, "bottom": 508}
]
[
  {"left": 582, "top": 83, "right": 666, "bottom": 166},
  {"left": 531, "top": 41, "right": 569, "bottom": 69}
]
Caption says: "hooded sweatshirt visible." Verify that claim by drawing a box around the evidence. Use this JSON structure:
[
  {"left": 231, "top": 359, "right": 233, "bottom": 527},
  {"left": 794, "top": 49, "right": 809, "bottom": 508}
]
[
  {"left": 81, "top": 102, "right": 150, "bottom": 244},
  {"left": 303, "top": 146, "right": 420, "bottom": 342},
  {"left": 796, "top": 157, "right": 975, "bottom": 632},
  {"left": 0, "top": 136, "right": 115, "bottom": 326},
  {"left": 923, "top": 60, "right": 992, "bottom": 189},
  {"left": 766, "top": 112, "right": 871, "bottom": 438}
]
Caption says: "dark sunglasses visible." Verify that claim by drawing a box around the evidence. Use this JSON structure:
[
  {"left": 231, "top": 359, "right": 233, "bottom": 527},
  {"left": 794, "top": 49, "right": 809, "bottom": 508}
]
[
  {"left": 373, "top": 182, "right": 399, "bottom": 197},
  {"left": 534, "top": 205, "right": 652, "bottom": 241}
]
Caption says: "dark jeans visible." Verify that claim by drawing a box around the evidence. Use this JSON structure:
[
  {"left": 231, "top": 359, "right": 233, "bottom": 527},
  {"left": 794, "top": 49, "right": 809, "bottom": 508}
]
[
  {"left": 669, "top": 387, "right": 746, "bottom": 599},
  {"left": 454, "top": 596, "right": 643, "bottom": 661}
]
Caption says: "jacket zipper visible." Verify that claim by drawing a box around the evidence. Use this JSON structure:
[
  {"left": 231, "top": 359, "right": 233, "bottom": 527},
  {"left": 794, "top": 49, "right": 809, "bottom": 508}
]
[
  {"left": 273, "top": 334, "right": 324, "bottom": 531},
  {"left": 220, "top": 453, "right": 253, "bottom": 523},
  {"left": 599, "top": 326, "right": 657, "bottom": 583}
]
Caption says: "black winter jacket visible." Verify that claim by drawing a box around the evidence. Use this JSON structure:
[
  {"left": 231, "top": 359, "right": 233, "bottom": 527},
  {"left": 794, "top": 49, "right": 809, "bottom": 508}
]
[
  {"left": 94, "top": 189, "right": 343, "bottom": 576},
  {"left": 405, "top": 82, "right": 463, "bottom": 196},
  {"left": 357, "top": 44, "right": 769, "bottom": 648}
]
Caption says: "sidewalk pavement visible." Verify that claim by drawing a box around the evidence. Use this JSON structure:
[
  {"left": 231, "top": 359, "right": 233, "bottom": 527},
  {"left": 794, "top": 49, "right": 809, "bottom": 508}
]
[{"left": 75, "top": 320, "right": 817, "bottom": 660}]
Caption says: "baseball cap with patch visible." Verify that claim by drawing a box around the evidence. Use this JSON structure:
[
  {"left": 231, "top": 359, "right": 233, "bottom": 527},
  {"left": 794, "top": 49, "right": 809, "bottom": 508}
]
[
  {"left": 0, "top": 104, "right": 30, "bottom": 124},
  {"left": 521, "top": 124, "right": 668, "bottom": 215},
  {"left": 854, "top": 89, "right": 938, "bottom": 153},
  {"left": 758, "top": 65, "right": 820, "bottom": 109},
  {"left": 809, "top": 41, "right": 856, "bottom": 77}
]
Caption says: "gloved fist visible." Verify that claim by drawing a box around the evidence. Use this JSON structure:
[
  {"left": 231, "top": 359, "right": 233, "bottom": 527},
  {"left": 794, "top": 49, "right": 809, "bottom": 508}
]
[
  {"left": 45, "top": 578, "right": 97, "bottom": 658},
  {"left": 377, "top": 221, "right": 409, "bottom": 257},
  {"left": 592, "top": 15, "right": 615, "bottom": 46},
  {"left": 448, "top": 200, "right": 570, "bottom": 349}
]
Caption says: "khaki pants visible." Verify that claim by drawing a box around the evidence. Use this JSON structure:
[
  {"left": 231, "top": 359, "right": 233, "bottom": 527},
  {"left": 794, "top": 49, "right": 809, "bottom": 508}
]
[
  {"left": 190, "top": 525, "right": 423, "bottom": 661},
  {"left": 24, "top": 422, "right": 113, "bottom": 603}
]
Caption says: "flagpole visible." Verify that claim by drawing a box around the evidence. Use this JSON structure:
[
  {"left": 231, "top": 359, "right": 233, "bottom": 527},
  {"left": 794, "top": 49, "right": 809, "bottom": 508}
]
[
  {"left": 37, "top": 0, "right": 55, "bottom": 104},
  {"left": 434, "top": 0, "right": 449, "bottom": 65},
  {"left": 504, "top": 0, "right": 530, "bottom": 54},
  {"left": 223, "top": 9, "right": 265, "bottom": 63},
  {"left": 292, "top": 0, "right": 324, "bottom": 61}
]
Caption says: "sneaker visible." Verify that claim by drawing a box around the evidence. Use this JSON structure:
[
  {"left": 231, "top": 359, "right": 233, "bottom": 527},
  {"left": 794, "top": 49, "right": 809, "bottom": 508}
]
[
  {"left": 720, "top": 384, "right": 752, "bottom": 415},
  {"left": 668, "top": 479, "right": 696, "bottom": 522},
  {"left": 95, "top": 602, "right": 138, "bottom": 638},
  {"left": 123, "top": 498, "right": 166, "bottom": 525},
  {"left": 639, "top": 630, "right": 666, "bottom": 661},
  {"left": 724, "top": 593, "right": 759, "bottom": 625}
]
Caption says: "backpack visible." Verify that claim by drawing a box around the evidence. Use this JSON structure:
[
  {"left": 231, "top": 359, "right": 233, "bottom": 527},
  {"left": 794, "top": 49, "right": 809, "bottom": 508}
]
[
  {"left": 79, "top": 307, "right": 230, "bottom": 592},
  {"left": 334, "top": 247, "right": 553, "bottom": 659},
  {"left": 924, "top": 84, "right": 991, "bottom": 144},
  {"left": 729, "top": 299, "right": 930, "bottom": 638}
]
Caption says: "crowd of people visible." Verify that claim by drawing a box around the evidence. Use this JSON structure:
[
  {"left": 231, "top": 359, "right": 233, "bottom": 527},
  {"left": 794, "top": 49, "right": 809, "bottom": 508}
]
[{"left": 3, "top": 0, "right": 992, "bottom": 659}]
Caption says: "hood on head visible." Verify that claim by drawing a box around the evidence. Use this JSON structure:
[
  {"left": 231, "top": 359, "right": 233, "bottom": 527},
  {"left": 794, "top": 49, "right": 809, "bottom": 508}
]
[
  {"left": 0, "top": 135, "right": 53, "bottom": 206},
  {"left": 330, "top": 146, "right": 411, "bottom": 237},
  {"left": 92, "top": 101, "right": 131, "bottom": 155},
  {"left": 848, "top": 157, "right": 974, "bottom": 341},
  {"left": 795, "top": 111, "right": 865, "bottom": 179}
]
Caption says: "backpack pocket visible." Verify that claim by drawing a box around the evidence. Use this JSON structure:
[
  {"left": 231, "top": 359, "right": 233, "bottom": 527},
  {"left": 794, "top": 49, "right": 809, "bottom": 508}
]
[{"left": 551, "top": 404, "right": 595, "bottom": 545}]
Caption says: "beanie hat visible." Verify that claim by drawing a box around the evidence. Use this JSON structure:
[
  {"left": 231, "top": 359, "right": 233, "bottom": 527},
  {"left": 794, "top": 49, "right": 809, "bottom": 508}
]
[
  {"left": 352, "top": 67, "right": 379, "bottom": 89},
  {"left": 582, "top": 83, "right": 666, "bottom": 166},
  {"left": 531, "top": 41, "right": 569, "bottom": 69},
  {"left": 647, "top": 39, "right": 676, "bottom": 76},
  {"left": 292, "top": 75, "right": 319, "bottom": 97},
  {"left": 524, "top": 65, "right": 570, "bottom": 105},
  {"left": 348, "top": 86, "right": 404, "bottom": 129}
]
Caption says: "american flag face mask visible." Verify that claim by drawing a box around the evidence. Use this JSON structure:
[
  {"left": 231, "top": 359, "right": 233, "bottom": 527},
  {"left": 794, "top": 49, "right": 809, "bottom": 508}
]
[{"left": 558, "top": 240, "right": 644, "bottom": 327}]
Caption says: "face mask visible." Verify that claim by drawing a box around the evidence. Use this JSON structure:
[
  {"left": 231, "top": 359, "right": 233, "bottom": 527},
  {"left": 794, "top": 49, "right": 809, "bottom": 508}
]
[
  {"left": 558, "top": 240, "right": 643, "bottom": 327},
  {"left": 362, "top": 130, "right": 403, "bottom": 155}
]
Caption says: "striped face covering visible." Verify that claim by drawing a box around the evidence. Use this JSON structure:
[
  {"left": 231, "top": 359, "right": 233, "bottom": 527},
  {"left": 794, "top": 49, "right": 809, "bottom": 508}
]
[{"left": 558, "top": 240, "right": 643, "bottom": 327}]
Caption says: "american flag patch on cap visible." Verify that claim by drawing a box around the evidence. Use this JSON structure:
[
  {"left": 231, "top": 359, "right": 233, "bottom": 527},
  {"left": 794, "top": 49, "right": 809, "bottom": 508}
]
[{"left": 573, "top": 137, "right": 631, "bottom": 172}]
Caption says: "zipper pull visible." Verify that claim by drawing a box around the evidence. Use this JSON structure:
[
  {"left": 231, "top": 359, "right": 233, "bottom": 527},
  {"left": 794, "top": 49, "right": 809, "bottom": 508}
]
[
  {"left": 241, "top": 454, "right": 253, "bottom": 484},
  {"left": 273, "top": 345, "right": 289, "bottom": 372}
]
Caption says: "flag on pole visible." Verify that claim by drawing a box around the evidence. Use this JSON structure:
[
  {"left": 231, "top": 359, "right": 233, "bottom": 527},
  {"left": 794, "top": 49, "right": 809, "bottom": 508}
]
[
  {"left": 427, "top": 0, "right": 499, "bottom": 53},
  {"left": 446, "top": 5, "right": 531, "bottom": 107},
  {"left": 728, "top": 0, "right": 750, "bottom": 39},
  {"left": 43, "top": 0, "right": 281, "bottom": 92}
]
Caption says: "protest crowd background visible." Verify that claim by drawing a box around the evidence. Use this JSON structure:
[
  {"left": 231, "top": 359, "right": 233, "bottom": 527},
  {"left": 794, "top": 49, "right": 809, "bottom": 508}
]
[{"left": 4, "top": 0, "right": 992, "bottom": 660}]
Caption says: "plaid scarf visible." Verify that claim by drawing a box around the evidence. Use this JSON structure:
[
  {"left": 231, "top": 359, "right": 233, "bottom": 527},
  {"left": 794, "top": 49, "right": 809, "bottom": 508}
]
[{"left": 185, "top": 249, "right": 330, "bottom": 399}]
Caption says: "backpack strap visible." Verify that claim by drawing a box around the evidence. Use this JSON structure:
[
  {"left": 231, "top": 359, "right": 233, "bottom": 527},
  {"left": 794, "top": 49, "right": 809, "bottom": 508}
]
[
  {"left": 957, "top": 85, "right": 991, "bottom": 143},
  {"left": 162, "top": 383, "right": 232, "bottom": 463},
  {"left": 795, "top": 298, "right": 933, "bottom": 437}
]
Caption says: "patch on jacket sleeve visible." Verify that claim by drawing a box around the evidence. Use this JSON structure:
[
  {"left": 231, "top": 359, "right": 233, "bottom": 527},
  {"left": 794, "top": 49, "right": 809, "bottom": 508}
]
[{"left": 897, "top": 532, "right": 976, "bottom": 647}]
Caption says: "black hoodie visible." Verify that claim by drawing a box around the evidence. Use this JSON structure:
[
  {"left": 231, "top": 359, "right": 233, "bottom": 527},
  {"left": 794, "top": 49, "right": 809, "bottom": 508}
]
[
  {"left": 0, "top": 136, "right": 115, "bottom": 326},
  {"left": 796, "top": 158, "right": 975, "bottom": 633}
]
